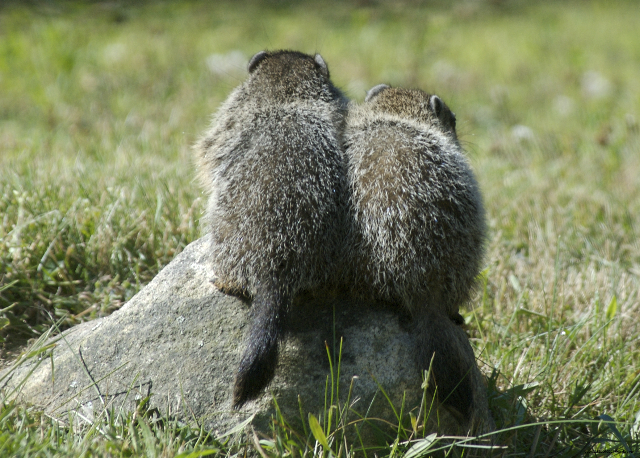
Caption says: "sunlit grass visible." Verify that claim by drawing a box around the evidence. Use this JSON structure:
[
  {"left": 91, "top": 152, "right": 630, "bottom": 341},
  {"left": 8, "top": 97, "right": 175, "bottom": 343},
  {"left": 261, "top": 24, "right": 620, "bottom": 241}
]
[{"left": 1, "top": 0, "right": 639, "bottom": 455}]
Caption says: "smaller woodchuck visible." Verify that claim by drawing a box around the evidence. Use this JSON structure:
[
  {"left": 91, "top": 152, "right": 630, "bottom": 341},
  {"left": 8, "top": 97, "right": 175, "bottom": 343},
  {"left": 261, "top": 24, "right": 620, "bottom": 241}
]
[
  {"left": 344, "top": 84, "right": 492, "bottom": 432},
  {"left": 195, "top": 50, "right": 348, "bottom": 408}
]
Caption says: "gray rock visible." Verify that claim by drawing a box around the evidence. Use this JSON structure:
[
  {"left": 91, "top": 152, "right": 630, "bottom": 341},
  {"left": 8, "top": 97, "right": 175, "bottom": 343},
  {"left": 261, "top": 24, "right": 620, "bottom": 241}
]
[{"left": 1, "top": 236, "right": 476, "bottom": 447}]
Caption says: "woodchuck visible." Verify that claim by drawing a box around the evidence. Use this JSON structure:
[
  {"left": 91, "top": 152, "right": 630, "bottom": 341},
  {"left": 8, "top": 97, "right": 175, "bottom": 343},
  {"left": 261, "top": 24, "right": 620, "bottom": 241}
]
[
  {"left": 195, "top": 50, "right": 349, "bottom": 408},
  {"left": 344, "top": 84, "right": 492, "bottom": 433}
]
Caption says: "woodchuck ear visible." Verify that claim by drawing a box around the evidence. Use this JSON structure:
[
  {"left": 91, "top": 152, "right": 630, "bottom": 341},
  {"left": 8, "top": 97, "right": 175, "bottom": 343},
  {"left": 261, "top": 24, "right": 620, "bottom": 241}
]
[
  {"left": 429, "top": 95, "right": 445, "bottom": 117},
  {"left": 313, "top": 54, "right": 330, "bottom": 78},
  {"left": 365, "top": 84, "right": 390, "bottom": 102},
  {"left": 248, "top": 51, "right": 269, "bottom": 73},
  {"left": 430, "top": 94, "right": 457, "bottom": 130}
]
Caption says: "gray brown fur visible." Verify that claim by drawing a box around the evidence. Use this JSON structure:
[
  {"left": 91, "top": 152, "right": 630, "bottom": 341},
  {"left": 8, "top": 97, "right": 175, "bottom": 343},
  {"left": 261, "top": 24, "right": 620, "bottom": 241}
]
[
  {"left": 195, "top": 50, "right": 348, "bottom": 407},
  {"left": 344, "top": 85, "right": 491, "bottom": 433}
]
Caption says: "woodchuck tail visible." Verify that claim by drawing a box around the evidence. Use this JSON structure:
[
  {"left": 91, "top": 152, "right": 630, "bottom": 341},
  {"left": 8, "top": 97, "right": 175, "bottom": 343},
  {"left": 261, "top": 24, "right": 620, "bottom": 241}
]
[
  {"left": 233, "top": 284, "right": 290, "bottom": 409},
  {"left": 413, "top": 309, "right": 492, "bottom": 432}
]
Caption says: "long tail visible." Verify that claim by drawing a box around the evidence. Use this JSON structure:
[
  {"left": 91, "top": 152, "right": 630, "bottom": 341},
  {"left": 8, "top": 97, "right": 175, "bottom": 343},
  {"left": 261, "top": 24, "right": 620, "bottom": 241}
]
[
  {"left": 233, "top": 284, "right": 290, "bottom": 408},
  {"left": 413, "top": 309, "right": 481, "bottom": 424}
]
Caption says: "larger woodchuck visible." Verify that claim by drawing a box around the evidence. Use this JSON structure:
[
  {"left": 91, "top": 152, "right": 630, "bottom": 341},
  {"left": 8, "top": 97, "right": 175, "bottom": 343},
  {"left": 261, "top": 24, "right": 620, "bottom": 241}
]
[
  {"left": 195, "top": 50, "right": 348, "bottom": 408},
  {"left": 344, "top": 84, "right": 492, "bottom": 433}
]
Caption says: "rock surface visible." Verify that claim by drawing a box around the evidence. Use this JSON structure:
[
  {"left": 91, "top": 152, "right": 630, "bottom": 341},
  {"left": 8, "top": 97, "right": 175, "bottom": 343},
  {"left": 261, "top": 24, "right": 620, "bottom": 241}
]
[{"left": 1, "top": 236, "right": 472, "bottom": 446}]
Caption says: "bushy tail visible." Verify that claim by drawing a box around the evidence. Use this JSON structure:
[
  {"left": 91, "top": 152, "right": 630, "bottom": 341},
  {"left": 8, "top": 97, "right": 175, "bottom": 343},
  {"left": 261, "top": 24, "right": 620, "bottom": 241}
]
[
  {"left": 233, "top": 284, "right": 290, "bottom": 409},
  {"left": 414, "top": 309, "right": 493, "bottom": 433}
]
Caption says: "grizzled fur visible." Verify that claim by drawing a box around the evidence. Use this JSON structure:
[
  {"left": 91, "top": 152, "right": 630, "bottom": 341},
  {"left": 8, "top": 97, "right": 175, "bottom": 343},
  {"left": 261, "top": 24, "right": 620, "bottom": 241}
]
[
  {"left": 344, "top": 85, "right": 491, "bottom": 433},
  {"left": 196, "top": 50, "right": 348, "bottom": 408}
]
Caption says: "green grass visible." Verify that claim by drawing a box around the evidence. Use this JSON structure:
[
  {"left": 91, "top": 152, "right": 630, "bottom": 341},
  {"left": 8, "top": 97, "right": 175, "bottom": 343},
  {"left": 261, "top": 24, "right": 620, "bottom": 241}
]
[{"left": 1, "top": 0, "right": 640, "bottom": 456}]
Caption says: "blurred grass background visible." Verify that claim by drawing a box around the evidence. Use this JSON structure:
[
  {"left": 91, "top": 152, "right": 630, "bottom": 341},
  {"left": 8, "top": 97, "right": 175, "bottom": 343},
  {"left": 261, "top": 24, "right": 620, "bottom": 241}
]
[{"left": 1, "top": 0, "right": 640, "bottom": 455}]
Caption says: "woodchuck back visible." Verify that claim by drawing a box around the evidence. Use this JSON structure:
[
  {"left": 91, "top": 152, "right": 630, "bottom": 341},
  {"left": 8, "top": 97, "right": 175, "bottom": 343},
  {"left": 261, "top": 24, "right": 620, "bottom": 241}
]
[
  {"left": 195, "top": 50, "right": 348, "bottom": 408},
  {"left": 344, "top": 84, "right": 492, "bottom": 433}
]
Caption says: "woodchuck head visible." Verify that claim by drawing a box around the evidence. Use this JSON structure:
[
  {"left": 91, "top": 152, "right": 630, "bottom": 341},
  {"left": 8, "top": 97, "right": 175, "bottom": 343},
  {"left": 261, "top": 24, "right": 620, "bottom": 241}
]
[
  {"left": 243, "top": 50, "right": 345, "bottom": 105},
  {"left": 364, "top": 84, "right": 458, "bottom": 140}
]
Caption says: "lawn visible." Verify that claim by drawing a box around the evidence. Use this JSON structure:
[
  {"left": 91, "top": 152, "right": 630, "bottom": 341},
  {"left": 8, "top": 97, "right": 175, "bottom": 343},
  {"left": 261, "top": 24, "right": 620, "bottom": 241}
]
[{"left": 1, "top": 0, "right": 640, "bottom": 456}]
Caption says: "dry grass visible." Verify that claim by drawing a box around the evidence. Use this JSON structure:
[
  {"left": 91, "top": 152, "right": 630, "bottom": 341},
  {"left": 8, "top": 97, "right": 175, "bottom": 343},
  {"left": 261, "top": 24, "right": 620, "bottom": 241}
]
[{"left": 1, "top": 0, "right": 639, "bottom": 455}]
